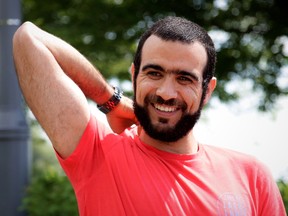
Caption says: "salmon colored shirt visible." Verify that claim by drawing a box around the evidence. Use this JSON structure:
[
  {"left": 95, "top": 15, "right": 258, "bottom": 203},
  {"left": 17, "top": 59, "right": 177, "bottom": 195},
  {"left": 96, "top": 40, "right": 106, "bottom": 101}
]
[{"left": 56, "top": 114, "right": 286, "bottom": 216}]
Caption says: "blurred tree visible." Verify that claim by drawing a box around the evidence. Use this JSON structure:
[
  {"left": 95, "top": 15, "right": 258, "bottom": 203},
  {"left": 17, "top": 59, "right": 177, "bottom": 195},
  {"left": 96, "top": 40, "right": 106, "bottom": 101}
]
[
  {"left": 278, "top": 179, "right": 288, "bottom": 213},
  {"left": 29, "top": 111, "right": 61, "bottom": 177},
  {"left": 21, "top": 0, "right": 288, "bottom": 110},
  {"left": 21, "top": 169, "right": 78, "bottom": 216},
  {"left": 22, "top": 112, "right": 76, "bottom": 215}
]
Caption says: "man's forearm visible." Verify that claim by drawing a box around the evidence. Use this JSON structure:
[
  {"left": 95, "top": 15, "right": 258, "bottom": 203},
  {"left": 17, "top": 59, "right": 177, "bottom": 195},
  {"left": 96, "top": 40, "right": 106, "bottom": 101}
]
[
  {"left": 33, "top": 22, "right": 137, "bottom": 131},
  {"left": 14, "top": 22, "right": 136, "bottom": 134},
  {"left": 26, "top": 22, "right": 114, "bottom": 104}
]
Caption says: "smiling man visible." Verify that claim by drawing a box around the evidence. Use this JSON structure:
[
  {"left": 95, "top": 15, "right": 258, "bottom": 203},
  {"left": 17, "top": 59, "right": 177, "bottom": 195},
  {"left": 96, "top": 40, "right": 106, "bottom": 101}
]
[
  {"left": 133, "top": 35, "right": 215, "bottom": 150},
  {"left": 13, "top": 16, "right": 285, "bottom": 215}
]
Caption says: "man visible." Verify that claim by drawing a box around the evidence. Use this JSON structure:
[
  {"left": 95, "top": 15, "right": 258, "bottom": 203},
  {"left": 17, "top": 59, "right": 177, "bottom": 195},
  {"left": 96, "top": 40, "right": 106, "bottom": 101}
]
[{"left": 13, "top": 16, "right": 285, "bottom": 215}]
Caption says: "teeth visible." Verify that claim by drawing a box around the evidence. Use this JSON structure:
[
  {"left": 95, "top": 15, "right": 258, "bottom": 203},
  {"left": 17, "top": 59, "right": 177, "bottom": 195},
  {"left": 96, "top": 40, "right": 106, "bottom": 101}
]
[{"left": 154, "top": 104, "right": 177, "bottom": 112}]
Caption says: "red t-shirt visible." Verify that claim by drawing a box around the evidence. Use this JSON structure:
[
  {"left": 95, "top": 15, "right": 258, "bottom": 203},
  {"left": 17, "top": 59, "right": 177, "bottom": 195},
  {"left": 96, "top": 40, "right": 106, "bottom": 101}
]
[{"left": 56, "top": 114, "right": 286, "bottom": 216}]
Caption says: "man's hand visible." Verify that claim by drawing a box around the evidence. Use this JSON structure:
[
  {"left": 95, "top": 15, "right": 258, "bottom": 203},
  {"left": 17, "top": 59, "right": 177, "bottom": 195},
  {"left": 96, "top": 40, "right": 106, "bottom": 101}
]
[{"left": 106, "top": 96, "right": 138, "bottom": 134}]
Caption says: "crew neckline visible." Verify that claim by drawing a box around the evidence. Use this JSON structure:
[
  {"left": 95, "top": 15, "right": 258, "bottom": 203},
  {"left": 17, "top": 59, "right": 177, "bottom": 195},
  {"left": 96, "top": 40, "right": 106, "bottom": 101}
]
[{"left": 134, "top": 135, "right": 204, "bottom": 161}]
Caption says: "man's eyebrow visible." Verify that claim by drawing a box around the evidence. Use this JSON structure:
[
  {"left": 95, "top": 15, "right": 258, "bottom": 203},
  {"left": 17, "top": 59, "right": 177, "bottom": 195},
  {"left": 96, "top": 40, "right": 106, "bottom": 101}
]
[{"left": 142, "top": 64, "right": 164, "bottom": 72}]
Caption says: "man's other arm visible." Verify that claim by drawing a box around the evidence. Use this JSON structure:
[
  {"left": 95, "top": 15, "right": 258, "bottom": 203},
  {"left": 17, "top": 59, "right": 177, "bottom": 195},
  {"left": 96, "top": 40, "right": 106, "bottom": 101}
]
[{"left": 13, "top": 22, "right": 135, "bottom": 158}]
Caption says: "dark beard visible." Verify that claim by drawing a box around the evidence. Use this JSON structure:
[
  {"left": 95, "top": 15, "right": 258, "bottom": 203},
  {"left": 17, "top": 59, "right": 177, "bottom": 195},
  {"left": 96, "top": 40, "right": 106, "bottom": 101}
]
[{"left": 134, "top": 95, "right": 203, "bottom": 142}]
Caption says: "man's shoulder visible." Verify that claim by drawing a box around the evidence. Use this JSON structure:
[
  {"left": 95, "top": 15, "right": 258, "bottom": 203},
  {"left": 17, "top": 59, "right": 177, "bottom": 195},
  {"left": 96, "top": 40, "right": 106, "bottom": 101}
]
[
  {"left": 201, "top": 144, "right": 261, "bottom": 166},
  {"left": 201, "top": 144, "right": 273, "bottom": 181}
]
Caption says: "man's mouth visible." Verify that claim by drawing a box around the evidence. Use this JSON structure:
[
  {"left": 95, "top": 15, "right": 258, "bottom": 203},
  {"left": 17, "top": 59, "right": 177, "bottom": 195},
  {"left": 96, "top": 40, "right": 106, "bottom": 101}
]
[
  {"left": 153, "top": 103, "right": 178, "bottom": 112},
  {"left": 145, "top": 95, "right": 187, "bottom": 113}
]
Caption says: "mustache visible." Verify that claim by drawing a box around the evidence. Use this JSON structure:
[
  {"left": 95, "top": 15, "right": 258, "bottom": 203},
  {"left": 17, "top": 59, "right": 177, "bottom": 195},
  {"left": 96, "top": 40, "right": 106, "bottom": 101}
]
[{"left": 145, "top": 94, "right": 187, "bottom": 110}]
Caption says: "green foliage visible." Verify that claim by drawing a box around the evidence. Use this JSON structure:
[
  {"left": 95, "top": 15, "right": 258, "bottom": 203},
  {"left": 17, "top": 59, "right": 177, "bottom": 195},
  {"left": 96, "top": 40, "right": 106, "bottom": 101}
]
[
  {"left": 278, "top": 179, "right": 288, "bottom": 213},
  {"left": 21, "top": 0, "right": 288, "bottom": 111},
  {"left": 29, "top": 115, "right": 62, "bottom": 177},
  {"left": 21, "top": 169, "right": 78, "bottom": 216},
  {"left": 21, "top": 114, "right": 78, "bottom": 215}
]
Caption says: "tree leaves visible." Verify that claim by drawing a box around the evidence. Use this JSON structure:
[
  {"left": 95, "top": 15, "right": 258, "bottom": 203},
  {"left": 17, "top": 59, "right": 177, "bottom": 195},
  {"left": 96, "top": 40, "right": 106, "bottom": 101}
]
[{"left": 22, "top": 0, "right": 288, "bottom": 110}]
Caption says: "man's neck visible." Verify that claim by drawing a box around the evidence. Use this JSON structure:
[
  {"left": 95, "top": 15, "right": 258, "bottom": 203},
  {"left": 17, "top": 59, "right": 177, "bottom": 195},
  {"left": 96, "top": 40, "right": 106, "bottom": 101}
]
[{"left": 137, "top": 127, "right": 198, "bottom": 155}]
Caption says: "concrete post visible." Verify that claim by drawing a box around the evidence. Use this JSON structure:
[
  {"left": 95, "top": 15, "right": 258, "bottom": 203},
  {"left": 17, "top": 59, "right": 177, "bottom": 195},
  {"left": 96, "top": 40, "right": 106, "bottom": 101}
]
[{"left": 0, "top": 0, "right": 30, "bottom": 215}]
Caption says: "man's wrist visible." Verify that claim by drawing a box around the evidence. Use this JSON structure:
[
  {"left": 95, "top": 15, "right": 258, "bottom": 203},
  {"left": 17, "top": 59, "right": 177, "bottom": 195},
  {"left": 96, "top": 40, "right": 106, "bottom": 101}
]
[{"left": 97, "top": 86, "right": 123, "bottom": 114}]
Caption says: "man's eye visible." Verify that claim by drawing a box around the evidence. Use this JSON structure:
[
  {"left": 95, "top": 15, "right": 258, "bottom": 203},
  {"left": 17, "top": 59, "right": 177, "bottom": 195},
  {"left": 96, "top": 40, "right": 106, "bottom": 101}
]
[
  {"left": 147, "top": 71, "right": 162, "bottom": 79},
  {"left": 177, "top": 76, "right": 192, "bottom": 83}
]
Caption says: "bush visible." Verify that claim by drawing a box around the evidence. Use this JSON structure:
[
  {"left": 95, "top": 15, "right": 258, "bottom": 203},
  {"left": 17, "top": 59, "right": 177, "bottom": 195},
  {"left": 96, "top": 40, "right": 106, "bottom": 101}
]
[
  {"left": 278, "top": 179, "right": 288, "bottom": 214},
  {"left": 22, "top": 169, "right": 78, "bottom": 216}
]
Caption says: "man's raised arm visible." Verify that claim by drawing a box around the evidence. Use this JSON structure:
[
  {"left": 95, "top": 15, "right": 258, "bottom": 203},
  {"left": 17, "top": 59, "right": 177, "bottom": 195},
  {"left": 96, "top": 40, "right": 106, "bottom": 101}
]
[{"left": 13, "top": 22, "right": 135, "bottom": 158}]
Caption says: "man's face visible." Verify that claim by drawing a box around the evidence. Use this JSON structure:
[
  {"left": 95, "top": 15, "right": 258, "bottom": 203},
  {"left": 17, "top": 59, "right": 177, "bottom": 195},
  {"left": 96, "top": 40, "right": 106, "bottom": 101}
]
[{"left": 134, "top": 35, "right": 208, "bottom": 142}]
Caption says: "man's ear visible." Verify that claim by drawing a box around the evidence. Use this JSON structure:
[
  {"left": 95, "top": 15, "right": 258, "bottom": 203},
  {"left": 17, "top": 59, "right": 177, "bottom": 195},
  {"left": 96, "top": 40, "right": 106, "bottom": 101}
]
[
  {"left": 130, "top": 63, "right": 135, "bottom": 89},
  {"left": 130, "top": 63, "right": 135, "bottom": 81},
  {"left": 203, "top": 77, "right": 217, "bottom": 105}
]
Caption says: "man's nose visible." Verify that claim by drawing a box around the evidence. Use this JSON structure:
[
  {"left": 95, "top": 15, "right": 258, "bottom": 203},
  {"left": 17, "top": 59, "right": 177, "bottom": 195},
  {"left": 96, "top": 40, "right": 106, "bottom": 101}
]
[{"left": 156, "top": 78, "right": 178, "bottom": 101}]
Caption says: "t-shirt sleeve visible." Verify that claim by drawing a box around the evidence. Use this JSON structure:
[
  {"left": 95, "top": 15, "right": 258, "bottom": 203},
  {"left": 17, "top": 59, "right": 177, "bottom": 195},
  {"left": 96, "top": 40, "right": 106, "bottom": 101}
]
[
  {"left": 55, "top": 113, "right": 113, "bottom": 187},
  {"left": 256, "top": 161, "right": 286, "bottom": 215}
]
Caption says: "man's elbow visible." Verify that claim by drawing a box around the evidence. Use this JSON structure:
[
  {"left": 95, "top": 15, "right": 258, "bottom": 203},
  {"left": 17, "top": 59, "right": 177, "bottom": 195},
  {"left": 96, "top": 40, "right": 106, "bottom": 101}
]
[
  {"left": 12, "top": 22, "right": 36, "bottom": 75},
  {"left": 13, "top": 22, "right": 36, "bottom": 54},
  {"left": 13, "top": 22, "right": 32, "bottom": 41}
]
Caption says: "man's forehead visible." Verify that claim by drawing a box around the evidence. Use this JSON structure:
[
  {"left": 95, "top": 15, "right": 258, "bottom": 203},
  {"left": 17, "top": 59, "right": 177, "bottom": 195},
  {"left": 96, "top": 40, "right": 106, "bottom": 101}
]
[{"left": 141, "top": 35, "right": 208, "bottom": 77}]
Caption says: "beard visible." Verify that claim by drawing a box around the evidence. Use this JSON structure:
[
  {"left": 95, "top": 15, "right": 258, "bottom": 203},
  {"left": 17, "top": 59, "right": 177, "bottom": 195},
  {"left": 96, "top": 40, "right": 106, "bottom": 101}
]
[{"left": 134, "top": 94, "right": 203, "bottom": 142}]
